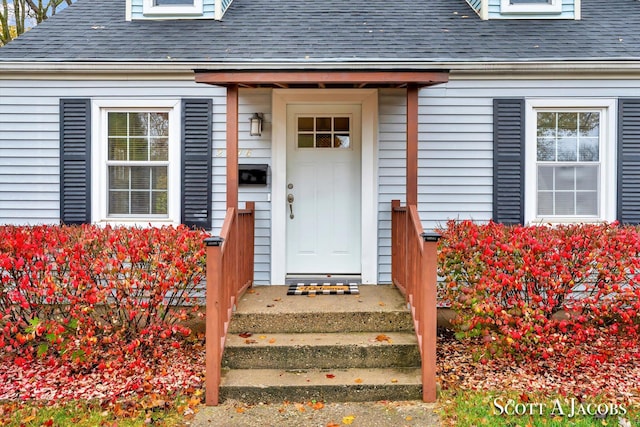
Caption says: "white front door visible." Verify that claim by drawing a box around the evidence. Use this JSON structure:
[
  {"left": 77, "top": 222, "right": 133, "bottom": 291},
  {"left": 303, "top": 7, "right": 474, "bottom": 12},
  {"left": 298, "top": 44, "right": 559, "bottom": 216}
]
[{"left": 285, "top": 104, "right": 362, "bottom": 275}]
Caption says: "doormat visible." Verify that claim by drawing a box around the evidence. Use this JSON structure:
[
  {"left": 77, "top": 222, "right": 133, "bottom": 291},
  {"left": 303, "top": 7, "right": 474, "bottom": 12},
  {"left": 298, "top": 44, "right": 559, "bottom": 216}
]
[{"left": 286, "top": 281, "right": 359, "bottom": 296}]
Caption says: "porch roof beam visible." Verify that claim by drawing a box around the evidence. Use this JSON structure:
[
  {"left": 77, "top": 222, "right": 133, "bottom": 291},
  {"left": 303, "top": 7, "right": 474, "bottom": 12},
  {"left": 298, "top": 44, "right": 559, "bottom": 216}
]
[{"left": 194, "top": 70, "right": 449, "bottom": 87}]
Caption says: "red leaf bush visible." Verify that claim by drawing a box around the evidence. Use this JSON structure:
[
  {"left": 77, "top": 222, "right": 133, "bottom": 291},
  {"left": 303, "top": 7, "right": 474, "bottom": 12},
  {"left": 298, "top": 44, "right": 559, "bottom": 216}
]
[
  {"left": 0, "top": 225, "right": 207, "bottom": 369},
  {"left": 439, "top": 220, "right": 640, "bottom": 367}
]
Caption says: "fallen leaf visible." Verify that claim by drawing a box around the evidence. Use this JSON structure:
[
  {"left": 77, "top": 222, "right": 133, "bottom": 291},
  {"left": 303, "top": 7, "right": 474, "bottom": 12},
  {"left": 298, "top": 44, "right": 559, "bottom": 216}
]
[
  {"left": 378, "top": 302, "right": 385, "bottom": 306},
  {"left": 235, "top": 407, "right": 245, "bottom": 414},
  {"left": 406, "top": 416, "right": 413, "bottom": 421},
  {"left": 239, "top": 332, "right": 253, "bottom": 338},
  {"left": 375, "top": 334, "right": 392, "bottom": 343},
  {"left": 294, "top": 403, "right": 306, "bottom": 412},
  {"left": 312, "top": 401, "right": 324, "bottom": 410},
  {"left": 273, "top": 298, "right": 282, "bottom": 302},
  {"left": 342, "top": 415, "right": 356, "bottom": 425},
  {"left": 327, "top": 423, "right": 340, "bottom": 427},
  {"left": 354, "top": 378, "right": 363, "bottom": 384},
  {"left": 245, "top": 339, "right": 258, "bottom": 344},
  {"left": 326, "top": 374, "right": 336, "bottom": 379},
  {"left": 391, "top": 378, "right": 398, "bottom": 383},
  {"left": 269, "top": 338, "right": 277, "bottom": 344},
  {"left": 259, "top": 336, "right": 267, "bottom": 340}
]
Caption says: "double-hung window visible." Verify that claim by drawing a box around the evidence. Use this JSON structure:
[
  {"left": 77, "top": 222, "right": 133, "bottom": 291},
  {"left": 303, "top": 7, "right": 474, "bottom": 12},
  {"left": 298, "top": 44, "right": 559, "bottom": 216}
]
[
  {"left": 92, "top": 100, "right": 181, "bottom": 225},
  {"left": 524, "top": 99, "right": 616, "bottom": 224}
]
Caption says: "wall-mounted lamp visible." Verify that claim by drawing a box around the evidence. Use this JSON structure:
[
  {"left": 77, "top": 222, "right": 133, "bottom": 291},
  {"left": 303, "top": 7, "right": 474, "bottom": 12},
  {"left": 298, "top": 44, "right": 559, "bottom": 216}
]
[{"left": 249, "top": 113, "right": 264, "bottom": 136}]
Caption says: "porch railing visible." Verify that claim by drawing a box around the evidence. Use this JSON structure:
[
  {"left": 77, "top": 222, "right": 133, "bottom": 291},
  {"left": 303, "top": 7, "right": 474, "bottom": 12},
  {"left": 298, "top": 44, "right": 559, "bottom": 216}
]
[
  {"left": 391, "top": 199, "right": 441, "bottom": 402},
  {"left": 204, "top": 201, "right": 255, "bottom": 406}
]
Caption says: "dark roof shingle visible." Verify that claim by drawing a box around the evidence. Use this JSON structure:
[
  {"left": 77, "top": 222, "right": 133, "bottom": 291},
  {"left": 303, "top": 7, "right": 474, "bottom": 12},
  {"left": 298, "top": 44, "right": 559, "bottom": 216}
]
[{"left": 1, "top": 0, "right": 639, "bottom": 63}]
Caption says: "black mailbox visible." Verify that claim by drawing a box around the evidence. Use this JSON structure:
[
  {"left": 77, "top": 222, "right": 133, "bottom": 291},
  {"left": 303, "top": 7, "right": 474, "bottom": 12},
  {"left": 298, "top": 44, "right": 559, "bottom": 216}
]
[{"left": 239, "top": 164, "right": 268, "bottom": 186}]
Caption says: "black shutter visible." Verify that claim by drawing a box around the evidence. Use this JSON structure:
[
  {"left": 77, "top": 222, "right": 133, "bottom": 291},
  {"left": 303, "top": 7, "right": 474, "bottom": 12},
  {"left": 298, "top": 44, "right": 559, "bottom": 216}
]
[
  {"left": 618, "top": 98, "right": 640, "bottom": 225},
  {"left": 181, "top": 99, "right": 213, "bottom": 229},
  {"left": 60, "top": 98, "right": 91, "bottom": 224},
  {"left": 493, "top": 98, "right": 525, "bottom": 225}
]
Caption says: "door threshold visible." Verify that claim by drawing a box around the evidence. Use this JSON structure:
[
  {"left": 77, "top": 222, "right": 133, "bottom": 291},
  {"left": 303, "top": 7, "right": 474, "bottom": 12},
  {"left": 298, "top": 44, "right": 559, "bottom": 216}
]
[{"left": 286, "top": 274, "right": 361, "bottom": 282}]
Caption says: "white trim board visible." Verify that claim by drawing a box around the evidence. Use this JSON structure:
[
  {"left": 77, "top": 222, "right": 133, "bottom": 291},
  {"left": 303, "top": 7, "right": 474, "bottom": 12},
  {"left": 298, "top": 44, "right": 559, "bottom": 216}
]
[{"left": 271, "top": 89, "right": 379, "bottom": 285}]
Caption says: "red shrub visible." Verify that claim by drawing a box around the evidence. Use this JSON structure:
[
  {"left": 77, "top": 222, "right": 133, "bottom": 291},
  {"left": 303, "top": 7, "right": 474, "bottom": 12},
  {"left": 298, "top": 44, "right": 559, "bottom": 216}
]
[
  {"left": 0, "top": 225, "right": 207, "bottom": 368},
  {"left": 438, "top": 220, "right": 640, "bottom": 365}
]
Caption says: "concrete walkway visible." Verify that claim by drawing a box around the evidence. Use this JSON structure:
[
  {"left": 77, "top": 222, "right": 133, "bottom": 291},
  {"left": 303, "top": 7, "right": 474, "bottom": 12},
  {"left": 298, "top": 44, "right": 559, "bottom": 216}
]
[{"left": 189, "top": 400, "right": 442, "bottom": 426}]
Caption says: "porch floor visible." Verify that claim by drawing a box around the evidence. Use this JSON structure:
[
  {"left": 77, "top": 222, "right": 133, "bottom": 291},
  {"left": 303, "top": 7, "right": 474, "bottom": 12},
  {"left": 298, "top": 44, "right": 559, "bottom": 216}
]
[{"left": 235, "top": 284, "right": 409, "bottom": 315}]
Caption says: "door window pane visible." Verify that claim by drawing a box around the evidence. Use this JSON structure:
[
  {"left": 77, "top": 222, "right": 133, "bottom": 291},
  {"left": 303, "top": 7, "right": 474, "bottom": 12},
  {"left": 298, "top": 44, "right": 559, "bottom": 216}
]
[
  {"left": 298, "top": 117, "right": 314, "bottom": 132},
  {"left": 316, "top": 134, "right": 332, "bottom": 148},
  {"left": 297, "top": 116, "right": 351, "bottom": 149},
  {"left": 316, "top": 117, "right": 331, "bottom": 132}
]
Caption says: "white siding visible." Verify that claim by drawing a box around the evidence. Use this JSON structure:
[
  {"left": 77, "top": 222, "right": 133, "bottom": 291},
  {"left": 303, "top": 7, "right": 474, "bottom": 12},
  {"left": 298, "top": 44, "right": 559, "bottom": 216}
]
[
  {"left": 237, "top": 89, "right": 272, "bottom": 284},
  {"left": 377, "top": 89, "right": 406, "bottom": 283},
  {"left": 418, "top": 77, "right": 640, "bottom": 232},
  {"left": 0, "top": 78, "right": 226, "bottom": 224},
  {"left": 3, "top": 77, "right": 640, "bottom": 285}
]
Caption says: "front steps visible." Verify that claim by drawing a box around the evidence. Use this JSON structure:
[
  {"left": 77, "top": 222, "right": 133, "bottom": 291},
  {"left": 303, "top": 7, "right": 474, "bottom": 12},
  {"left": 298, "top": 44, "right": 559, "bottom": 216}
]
[{"left": 220, "top": 285, "right": 423, "bottom": 403}]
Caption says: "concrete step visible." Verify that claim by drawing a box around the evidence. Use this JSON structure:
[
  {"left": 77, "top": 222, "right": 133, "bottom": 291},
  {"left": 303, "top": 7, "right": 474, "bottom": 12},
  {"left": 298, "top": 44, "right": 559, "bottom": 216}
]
[
  {"left": 220, "top": 367, "right": 423, "bottom": 403},
  {"left": 219, "top": 285, "right": 422, "bottom": 403},
  {"left": 228, "top": 285, "right": 414, "bottom": 333},
  {"left": 223, "top": 331, "right": 420, "bottom": 370}
]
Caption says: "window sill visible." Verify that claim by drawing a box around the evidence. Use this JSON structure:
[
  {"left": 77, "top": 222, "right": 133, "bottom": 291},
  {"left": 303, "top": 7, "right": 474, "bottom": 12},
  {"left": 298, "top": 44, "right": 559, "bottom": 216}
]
[
  {"left": 527, "top": 218, "right": 610, "bottom": 226},
  {"left": 94, "top": 219, "right": 181, "bottom": 228}
]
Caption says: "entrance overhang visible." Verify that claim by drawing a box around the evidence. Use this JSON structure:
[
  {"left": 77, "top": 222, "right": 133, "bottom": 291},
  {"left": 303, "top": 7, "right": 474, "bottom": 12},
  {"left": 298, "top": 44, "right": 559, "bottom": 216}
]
[
  {"left": 193, "top": 69, "right": 449, "bottom": 283},
  {"left": 194, "top": 69, "right": 449, "bottom": 88}
]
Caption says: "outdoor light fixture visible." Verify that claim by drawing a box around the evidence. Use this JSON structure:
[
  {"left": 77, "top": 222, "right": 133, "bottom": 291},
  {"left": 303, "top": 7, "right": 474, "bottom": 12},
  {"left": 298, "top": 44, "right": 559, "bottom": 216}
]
[{"left": 249, "top": 113, "right": 264, "bottom": 136}]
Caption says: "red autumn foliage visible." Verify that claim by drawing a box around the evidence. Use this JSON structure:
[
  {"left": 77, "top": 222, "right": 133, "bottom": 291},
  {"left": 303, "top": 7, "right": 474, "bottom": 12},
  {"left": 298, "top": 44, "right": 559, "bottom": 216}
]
[
  {"left": 438, "top": 220, "right": 640, "bottom": 368},
  {"left": 0, "top": 224, "right": 208, "bottom": 369}
]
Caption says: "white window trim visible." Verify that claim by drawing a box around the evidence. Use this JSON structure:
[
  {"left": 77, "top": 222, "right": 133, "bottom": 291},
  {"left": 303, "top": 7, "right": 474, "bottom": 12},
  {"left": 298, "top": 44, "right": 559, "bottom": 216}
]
[
  {"left": 501, "top": 0, "right": 562, "bottom": 14},
  {"left": 143, "top": 0, "right": 203, "bottom": 16},
  {"left": 91, "top": 99, "right": 181, "bottom": 227},
  {"left": 524, "top": 98, "right": 617, "bottom": 225}
]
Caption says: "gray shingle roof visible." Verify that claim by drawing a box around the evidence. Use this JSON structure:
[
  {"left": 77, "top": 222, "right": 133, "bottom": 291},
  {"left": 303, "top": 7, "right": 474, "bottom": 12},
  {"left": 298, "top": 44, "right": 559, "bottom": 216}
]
[{"left": 1, "top": 0, "right": 639, "bottom": 63}]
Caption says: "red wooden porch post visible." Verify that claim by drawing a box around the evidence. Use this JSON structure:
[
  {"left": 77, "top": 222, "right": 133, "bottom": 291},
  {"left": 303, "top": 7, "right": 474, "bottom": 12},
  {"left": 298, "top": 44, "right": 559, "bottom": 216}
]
[
  {"left": 406, "top": 84, "right": 419, "bottom": 206},
  {"left": 421, "top": 232, "right": 441, "bottom": 402},
  {"left": 227, "top": 84, "right": 239, "bottom": 209},
  {"left": 204, "top": 236, "right": 223, "bottom": 406}
]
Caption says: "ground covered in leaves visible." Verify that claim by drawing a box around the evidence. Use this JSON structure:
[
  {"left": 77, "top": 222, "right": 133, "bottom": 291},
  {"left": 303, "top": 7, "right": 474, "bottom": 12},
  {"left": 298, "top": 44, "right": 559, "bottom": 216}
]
[
  {"left": 437, "top": 331, "right": 640, "bottom": 407},
  {"left": 0, "top": 339, "right": 206, "bottom": 425},
  {"left": 0, "top": 332, "right": 638, "bottom": 425}
]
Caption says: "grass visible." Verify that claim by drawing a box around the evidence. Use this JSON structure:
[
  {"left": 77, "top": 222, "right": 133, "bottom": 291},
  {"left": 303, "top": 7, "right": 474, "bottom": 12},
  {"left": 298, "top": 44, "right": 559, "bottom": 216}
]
[
  {"left": 438, "top": 390, "right": 639, "bottom": 426},
  {"left": 0, "top": 399, "right": 186, "bottom": 427}
]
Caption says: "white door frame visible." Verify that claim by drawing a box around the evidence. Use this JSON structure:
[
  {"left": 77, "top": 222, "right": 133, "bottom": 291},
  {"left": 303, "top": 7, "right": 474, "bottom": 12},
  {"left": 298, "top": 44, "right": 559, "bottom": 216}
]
[{"left": 271, "top": 89, "right": 379, "bottom": 285}]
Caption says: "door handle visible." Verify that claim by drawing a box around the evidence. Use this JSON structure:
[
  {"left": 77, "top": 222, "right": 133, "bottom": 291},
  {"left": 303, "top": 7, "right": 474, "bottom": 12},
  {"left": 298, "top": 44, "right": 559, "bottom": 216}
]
[{"left": 287, "top": 194, "right": 294, "bottom": 219}]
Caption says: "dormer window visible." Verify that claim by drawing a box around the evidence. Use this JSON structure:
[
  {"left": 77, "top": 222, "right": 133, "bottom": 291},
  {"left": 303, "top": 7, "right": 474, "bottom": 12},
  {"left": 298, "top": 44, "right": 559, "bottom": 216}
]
[
  {"left": 501, "top": 0, "right": 563, "bottom": 14},
  {"left": 143, "top": 0, "right": 203, "bottom": 16}
]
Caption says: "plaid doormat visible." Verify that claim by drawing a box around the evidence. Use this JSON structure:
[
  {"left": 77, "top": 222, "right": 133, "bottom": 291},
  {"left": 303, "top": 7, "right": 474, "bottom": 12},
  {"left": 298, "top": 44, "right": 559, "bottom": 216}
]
[{"left": 286, "top": 281, "right": 359, "bottom": 296}]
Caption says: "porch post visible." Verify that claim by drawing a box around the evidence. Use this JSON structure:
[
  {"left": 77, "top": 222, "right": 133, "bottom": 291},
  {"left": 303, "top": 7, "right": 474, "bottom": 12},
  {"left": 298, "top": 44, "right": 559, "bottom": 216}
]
[
  {"left": 406, "top": 84, "right": 419, "bottom": 206},
  {"left": 421, "top": 232, "right": 441, "bottom": 402},
  {"left": 227, "top": 85, "right": 239, "bottom": 209},
  {"left": 204, "top": 236, "right": 223, "bottom": 406}
]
